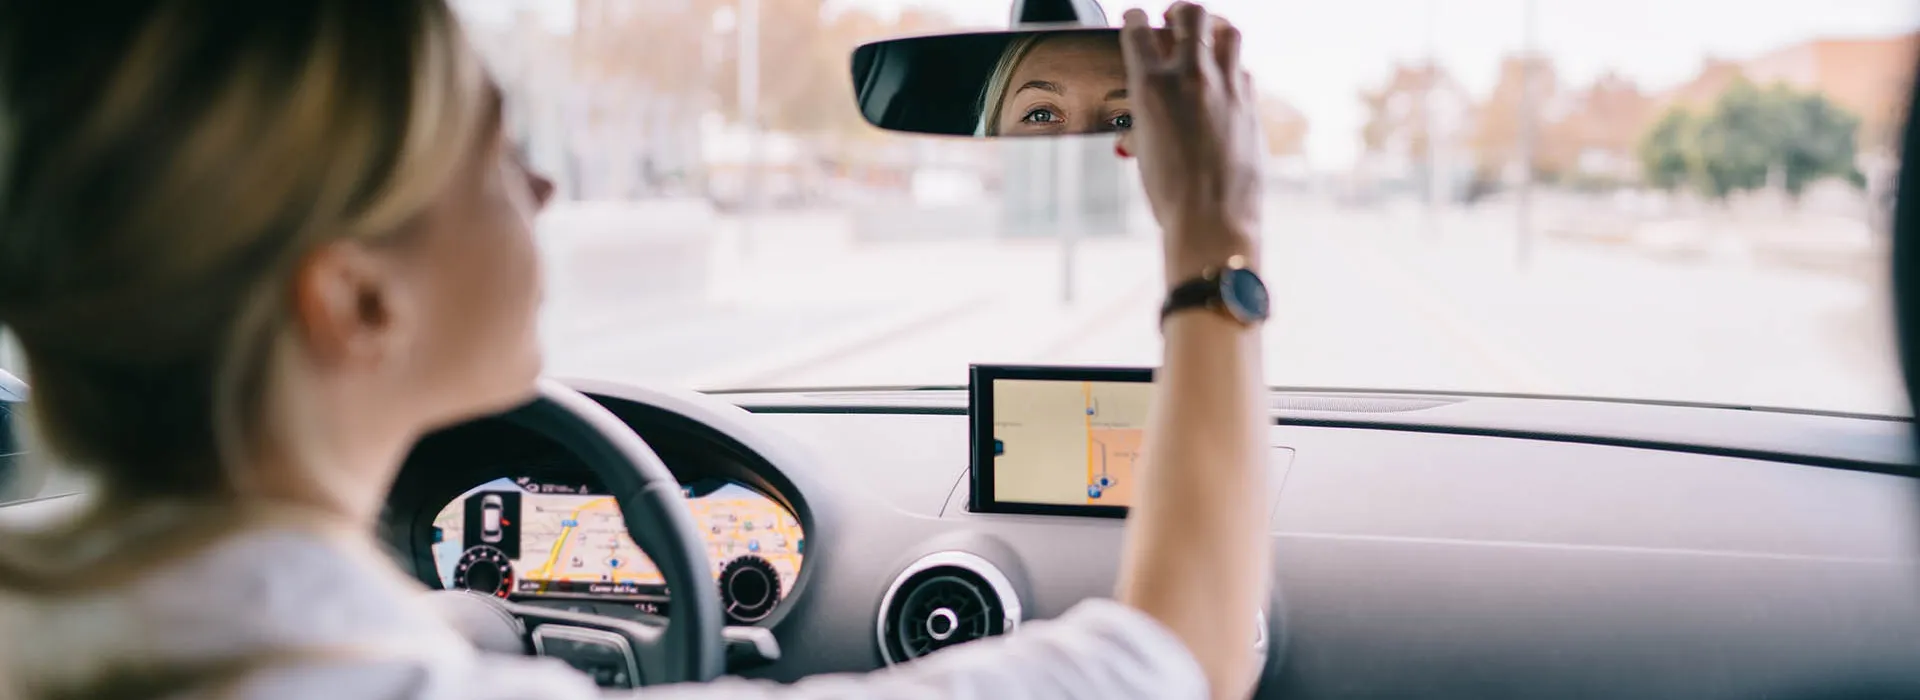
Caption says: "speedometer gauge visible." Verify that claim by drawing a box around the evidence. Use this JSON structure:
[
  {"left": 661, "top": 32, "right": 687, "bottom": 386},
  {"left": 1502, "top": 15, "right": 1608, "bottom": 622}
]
[{"left": 453, "top": 545, "right": 515, "bottom": 598}]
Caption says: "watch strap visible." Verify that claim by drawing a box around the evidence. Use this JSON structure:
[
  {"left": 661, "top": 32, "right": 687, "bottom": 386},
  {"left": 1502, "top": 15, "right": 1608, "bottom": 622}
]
[{"left": 1159, "top": 275, "right": 1219, "bottom": 324}]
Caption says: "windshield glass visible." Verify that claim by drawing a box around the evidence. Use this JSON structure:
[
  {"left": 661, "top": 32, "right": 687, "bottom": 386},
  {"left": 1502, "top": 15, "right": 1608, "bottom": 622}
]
[{"left": 448, "top": 0, "right": 1917, "bottom": 415}]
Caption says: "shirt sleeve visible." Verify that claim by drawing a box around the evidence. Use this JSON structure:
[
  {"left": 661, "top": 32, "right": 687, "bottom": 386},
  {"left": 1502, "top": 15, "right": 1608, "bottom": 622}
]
[
  {"left": 640, "top": 599, "right": 1208, "bottom": 700},
  {"left": 215, "top": 598, "right": 1206, "bottom": 700}
]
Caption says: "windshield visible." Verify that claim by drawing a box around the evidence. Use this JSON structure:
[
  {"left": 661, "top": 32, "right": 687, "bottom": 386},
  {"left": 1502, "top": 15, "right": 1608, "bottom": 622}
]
[{"left": 429, "top": 3, "right": 1916, "bottom": 414}]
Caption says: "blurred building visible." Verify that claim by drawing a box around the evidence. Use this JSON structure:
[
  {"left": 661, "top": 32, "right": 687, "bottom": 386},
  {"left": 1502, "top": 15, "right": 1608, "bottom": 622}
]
[
  {"left": 1355, "top": 62, "right": 1476, "bottom": 200},
  {"left": 1663, "top": 59, "right": 1748, "bottom": 111},
  {"left": 1743, "top": 33, "right": 1920, "bottom": 151},
  {"left": 1659, "top": 33, "right": 1919, "bottom": 155},
  {"left": 1545, "top": 73, "right": 1655, "bottom": 183}
]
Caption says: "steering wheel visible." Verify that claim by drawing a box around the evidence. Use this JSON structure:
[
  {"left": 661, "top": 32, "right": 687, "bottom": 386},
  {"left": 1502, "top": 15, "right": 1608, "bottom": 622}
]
[{"left": 430, "top": 379, "right": 725, "bottom": 687}]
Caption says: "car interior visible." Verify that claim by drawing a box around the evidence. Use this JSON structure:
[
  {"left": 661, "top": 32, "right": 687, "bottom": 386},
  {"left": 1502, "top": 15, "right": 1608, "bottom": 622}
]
[{"left": 1, "top": 0, "right": 1919, "bottom": 698}]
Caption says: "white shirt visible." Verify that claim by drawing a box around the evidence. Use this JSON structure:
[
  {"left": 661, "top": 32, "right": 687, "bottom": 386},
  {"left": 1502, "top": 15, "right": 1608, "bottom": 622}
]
[{"left": 0, "top": 527, "right": 1207, "bottom": 699}]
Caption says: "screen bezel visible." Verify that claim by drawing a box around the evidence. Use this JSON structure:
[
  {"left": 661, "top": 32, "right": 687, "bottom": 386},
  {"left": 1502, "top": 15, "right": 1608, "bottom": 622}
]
[{"left": 969, "top": 364, "right": 1154, "bottom": 518}]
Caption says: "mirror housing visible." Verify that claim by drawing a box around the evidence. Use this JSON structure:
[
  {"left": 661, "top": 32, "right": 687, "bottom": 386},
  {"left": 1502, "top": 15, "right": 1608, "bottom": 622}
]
[{"left": 1010, "top": 0, "right": 1107, "bottom": 27}]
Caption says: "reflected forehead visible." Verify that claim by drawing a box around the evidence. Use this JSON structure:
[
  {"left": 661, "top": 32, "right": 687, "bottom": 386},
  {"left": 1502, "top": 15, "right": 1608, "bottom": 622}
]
[{"left": 1010, "top": 34, "right": 1127, "bottom": 86}]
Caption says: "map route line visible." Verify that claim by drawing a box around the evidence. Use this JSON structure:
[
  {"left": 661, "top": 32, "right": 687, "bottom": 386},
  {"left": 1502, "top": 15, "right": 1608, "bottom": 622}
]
[
  {"left": 1083, "top": 381, "right": 1096, "bottom": 504},
  {"left": 531, "top": 496, "right": 613, "bottom": 581}
]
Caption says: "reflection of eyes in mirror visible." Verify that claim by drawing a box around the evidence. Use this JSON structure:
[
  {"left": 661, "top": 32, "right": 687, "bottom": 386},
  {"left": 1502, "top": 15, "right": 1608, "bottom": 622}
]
[
  {"left": 980, "top": 32, "right": 1131, "bottom": 146},
  {"left": 847, "top": 29, "right": 1130, "bottom": 140}
]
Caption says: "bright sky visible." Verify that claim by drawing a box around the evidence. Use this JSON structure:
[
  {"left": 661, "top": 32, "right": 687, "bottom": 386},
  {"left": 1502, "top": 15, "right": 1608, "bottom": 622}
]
[{"left": 833, "top": 0, "right": 1920, "bottom": 165}]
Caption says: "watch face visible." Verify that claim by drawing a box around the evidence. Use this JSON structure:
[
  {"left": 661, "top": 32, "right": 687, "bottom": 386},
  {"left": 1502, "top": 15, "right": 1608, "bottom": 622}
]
[{"left": 1219, "top": 269, "right": 1270, "bottom": 323}]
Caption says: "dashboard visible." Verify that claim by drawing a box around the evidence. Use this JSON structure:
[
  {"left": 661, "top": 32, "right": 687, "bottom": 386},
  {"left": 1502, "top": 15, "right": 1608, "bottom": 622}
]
[
  {"left": 374, "top": 373, "right": 1920, "bottom": 698},
  {"left": 430, "top": 475, "right": 804, "bottom": 624}
]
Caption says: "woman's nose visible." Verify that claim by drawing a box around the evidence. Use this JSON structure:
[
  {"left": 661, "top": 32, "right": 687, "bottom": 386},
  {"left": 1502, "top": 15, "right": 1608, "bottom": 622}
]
[{"left": 529, "top": 172, "right": 555, "bottom": 209}]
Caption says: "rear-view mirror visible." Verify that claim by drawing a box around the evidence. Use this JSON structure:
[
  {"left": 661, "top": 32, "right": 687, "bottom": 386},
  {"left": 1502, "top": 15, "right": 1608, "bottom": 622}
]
[{"left": 851, "top": 29, "right": 1127, "bottom": 139}]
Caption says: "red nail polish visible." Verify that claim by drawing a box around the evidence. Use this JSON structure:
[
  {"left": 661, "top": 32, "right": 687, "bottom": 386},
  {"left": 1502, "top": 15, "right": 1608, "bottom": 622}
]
[{"left": 1115, "top": 143, "right": 1131, "bottom": 159}]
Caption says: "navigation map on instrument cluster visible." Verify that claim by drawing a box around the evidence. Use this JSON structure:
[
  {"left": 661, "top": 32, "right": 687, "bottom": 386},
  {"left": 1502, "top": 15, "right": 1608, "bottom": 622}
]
[
  {"left": 992, "top": 379, "right": 1151, "bottom": 507},
  {"left": 433, "top": 479, "right": 803, "bottom": 598}
]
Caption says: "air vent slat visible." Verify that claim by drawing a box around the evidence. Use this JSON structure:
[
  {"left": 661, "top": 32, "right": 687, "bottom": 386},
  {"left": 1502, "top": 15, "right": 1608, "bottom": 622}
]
[{"left": 877, "top": 552, "right": 1023, "bottom": 665}]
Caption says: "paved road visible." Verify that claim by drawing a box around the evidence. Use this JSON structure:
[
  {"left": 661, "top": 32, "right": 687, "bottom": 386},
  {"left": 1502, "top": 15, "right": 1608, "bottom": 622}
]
[{"left": 538, "top": 199, "right": 1908, "bottom": 416}]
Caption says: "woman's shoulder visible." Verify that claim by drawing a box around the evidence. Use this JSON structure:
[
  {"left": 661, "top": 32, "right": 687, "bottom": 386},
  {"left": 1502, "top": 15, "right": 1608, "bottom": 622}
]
[{"left": 0, "top": 524, "right": 468, "bottom": 696}]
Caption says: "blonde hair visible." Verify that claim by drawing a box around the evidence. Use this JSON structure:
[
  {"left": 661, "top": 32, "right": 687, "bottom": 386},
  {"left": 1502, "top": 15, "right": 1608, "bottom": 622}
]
[
  {"left": 977, "top": 33, "right": 1048, "bottom": 137},
  {"left": 0, "top": 0, "right": 488, "bottom": 592}
]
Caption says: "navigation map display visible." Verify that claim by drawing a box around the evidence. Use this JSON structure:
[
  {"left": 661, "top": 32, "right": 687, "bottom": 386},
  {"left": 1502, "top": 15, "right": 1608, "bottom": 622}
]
[
  {"left": 971, "top": 365, "right": 1153, "bottom": 517},
  {"left": 432, "top": 476, "right": 803, "bottom": 620}
]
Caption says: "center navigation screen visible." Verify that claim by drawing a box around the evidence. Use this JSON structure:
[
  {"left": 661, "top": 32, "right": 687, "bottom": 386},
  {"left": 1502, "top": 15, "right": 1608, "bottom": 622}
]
[{"left": 970, "top": 365, "right": 1154, "bottom": 517}]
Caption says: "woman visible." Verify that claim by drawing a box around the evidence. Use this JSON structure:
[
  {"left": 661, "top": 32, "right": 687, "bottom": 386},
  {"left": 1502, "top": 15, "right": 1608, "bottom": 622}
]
[
  {"left": 0, "top": 2, "right": 1267, "bottom": 699},
  {"left": 977, "top": 30, "right": 1136, "bottom": 158}
]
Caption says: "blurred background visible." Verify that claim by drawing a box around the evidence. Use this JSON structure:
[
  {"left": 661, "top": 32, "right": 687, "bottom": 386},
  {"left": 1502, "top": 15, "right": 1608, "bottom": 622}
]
[{"left": 6, "top": 0, "right": 1914, "bottom": 416}]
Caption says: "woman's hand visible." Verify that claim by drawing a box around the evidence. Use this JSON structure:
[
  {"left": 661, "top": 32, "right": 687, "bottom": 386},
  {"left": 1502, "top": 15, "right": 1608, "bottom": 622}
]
[
  {"left": 1111, "top": 5, "right": 1273, "bottom": 700},
  {"left": 1119, "top": 2, "right": 1265, "bottom": 286}
]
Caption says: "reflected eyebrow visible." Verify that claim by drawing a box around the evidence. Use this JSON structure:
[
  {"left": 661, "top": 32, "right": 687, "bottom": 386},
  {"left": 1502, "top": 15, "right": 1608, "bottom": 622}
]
[
  {"left": 1105, "top": 88, "right": 1127, "bottom": 100},
  {"left": 1015, "top": 80, "right": 1062, "bottom": 95}
]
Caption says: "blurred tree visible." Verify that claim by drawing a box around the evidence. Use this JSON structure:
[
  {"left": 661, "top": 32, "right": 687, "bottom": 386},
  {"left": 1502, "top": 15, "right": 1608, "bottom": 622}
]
[
  {"left": 1636, "top": 107, "right": 1698, "bottom": 192},
  {"left": 1775, "top": 86, "right": 1866, "bottom": 195},
  {"left": 1691, "top": 80, "right": 1778, "bottom": 198},
  {"left": 1636, "top": 78, "right": 1862, "bottom": 201},
  {"left": 1260, "top": 95, "right": 1310, "bottom": 157}
]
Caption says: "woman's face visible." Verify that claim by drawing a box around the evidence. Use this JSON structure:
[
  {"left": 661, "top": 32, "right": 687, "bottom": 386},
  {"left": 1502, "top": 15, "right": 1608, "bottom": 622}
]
[
  {"left": 398, "top": 85, "right": 554, "bottom": 423},
  {"left": 996, "top": 33, "right": 1133, "bottom": 151}
]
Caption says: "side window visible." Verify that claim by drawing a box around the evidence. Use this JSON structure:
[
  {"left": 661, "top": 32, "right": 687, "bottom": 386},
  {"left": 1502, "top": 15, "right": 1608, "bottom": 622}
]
[
  {"left": 0, "top": 329, "right": 90, "bottom": 513},
  {"left": 0, "top": 326, "right": 34, "bottom": 505},
  {"left": 0, "top": 325, "right": 18, "bottom": 378}
]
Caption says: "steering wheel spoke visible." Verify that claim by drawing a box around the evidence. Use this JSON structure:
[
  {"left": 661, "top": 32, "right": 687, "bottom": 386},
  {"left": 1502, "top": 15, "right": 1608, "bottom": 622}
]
[
  {"left": 508, "top": 602, "right": 670, "bottom": 689},
  {"left": 430, "top": 588, "right": 784, "bottom": 687}
]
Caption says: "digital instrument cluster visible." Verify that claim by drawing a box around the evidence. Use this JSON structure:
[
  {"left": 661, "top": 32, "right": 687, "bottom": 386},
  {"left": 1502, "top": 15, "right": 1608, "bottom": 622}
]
[{"left": 431, "top": 476, "right": 804, "bottom": 624}]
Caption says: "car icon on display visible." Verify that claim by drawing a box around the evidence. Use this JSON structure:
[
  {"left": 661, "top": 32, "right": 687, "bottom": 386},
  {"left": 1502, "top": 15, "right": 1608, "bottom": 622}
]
[{"left": 480, "top": 494, "right": 504, "bottom": 543}]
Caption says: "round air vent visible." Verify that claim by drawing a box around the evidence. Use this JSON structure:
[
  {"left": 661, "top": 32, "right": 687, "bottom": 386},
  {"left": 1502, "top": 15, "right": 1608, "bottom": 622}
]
[{"left": 876, "top": 551, "right": 1022, "bottom": 665}]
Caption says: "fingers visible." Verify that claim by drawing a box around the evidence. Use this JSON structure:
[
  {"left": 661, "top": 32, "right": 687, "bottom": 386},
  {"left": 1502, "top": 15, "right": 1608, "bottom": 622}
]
[
  {"left": 1119, "top": 8, "right": 1161, "bottom": 74},
  {"left": 1212, "top": 15, "right": 1242, "bottom": 83},
  {"left": 1151, "top": 17, "right": 1176, "bottom": 61},
  {"left": 1165, "top": 1, "right": 1212, "bottom": 72}
]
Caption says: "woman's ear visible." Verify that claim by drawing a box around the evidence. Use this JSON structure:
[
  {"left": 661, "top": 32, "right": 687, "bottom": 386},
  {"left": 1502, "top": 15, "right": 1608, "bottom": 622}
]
[{"left": 289, "top": 240, "right": 408, "bottom": 368}]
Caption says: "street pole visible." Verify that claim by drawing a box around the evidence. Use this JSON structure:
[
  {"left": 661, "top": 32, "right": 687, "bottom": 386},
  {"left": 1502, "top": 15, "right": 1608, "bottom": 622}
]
[
  {"left": 1515, "top": 0, "right": 1537, "bottom": 269},
  {"left": 1423, "top": 0, "right": 1442, "bottom": 238},
  {"left": 1058, "top": 138, "right": 1083, "bottom": 304},
  {"left": 738, "top": 0, "right": 760, "bottom": 257},
  {"left": 1010, "top": 0, "right": 1105, "bottom": 305}
]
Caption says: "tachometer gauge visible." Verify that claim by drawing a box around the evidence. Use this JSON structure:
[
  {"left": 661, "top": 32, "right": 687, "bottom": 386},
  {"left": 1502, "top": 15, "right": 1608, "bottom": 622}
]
[{"left": 453, "top": 545, "right": 515, "bottom": 599}]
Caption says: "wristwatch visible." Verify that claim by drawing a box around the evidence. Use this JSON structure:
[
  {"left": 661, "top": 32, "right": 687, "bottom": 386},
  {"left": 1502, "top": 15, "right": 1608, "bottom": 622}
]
[{"left": 1160, "top": 254, "right": 1270, "bottom": 327}]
